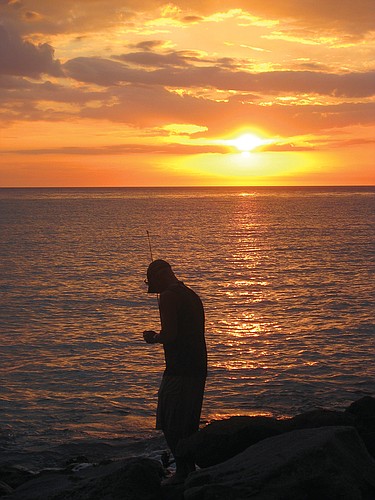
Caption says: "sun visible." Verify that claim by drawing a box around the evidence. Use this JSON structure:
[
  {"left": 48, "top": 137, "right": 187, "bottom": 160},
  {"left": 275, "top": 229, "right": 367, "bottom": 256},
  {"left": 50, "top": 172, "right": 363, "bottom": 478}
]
[
  {"left": 230, "top": 133, "right": 266, "bottom": 153},
  {"left": 214, "top": 130, "right": 272, "bottom": 158}
]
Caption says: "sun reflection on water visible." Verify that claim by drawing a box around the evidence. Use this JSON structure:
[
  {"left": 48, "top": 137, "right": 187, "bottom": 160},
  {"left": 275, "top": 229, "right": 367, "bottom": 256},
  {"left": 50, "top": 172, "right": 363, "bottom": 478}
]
[{"left": 238, "top": 192, "right": 256, "bottom": 197}]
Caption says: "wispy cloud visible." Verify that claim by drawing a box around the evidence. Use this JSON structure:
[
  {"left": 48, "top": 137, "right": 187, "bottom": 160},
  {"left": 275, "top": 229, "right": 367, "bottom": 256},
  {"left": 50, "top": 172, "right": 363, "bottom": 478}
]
[{"left": 1, "top": 143, "right": 227, "bottom": 156}]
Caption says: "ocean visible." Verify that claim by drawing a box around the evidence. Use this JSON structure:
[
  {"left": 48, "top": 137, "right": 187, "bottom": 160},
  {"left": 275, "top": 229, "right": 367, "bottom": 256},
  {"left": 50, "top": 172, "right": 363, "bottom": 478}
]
[{"left": 1, "top": 186, "right": 374, "bottom": 469}]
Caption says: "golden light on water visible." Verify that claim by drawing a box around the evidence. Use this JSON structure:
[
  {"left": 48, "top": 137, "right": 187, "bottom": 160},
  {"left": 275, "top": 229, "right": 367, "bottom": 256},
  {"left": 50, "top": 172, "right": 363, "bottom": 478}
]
[
  {"left": 239, "top": 192, "right": 256, "bottom": 197},
  {"left": 208, "top": 410, "right": 275, "bottom": 421}
]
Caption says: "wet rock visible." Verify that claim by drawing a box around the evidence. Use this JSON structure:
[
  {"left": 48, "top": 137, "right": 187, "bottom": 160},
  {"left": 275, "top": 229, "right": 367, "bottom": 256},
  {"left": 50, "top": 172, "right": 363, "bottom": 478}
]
[
  {"left": 177, "top": 416, "right": 282, "bottom": 468},
  {"left": 184, "top": 426, "right": 375, "bottom": 500}
]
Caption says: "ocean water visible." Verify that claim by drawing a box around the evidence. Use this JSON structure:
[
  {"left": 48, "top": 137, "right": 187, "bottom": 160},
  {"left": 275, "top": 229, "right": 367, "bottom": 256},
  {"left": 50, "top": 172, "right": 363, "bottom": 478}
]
[{"left": 1, "top": 186, "right": 374, "bottom": 467}]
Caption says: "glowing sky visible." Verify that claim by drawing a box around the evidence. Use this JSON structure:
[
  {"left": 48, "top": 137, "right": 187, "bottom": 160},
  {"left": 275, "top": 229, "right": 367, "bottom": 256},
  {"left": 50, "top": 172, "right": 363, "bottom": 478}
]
[{"left": 1, "top": 0, "right": 374, "bottom": 186}]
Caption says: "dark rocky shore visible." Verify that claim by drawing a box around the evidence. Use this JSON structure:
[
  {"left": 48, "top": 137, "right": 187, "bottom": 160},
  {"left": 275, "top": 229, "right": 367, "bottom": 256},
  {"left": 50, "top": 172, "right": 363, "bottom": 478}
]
[{"left": 1, "top": 396, "right": 375, "bottom": 499}]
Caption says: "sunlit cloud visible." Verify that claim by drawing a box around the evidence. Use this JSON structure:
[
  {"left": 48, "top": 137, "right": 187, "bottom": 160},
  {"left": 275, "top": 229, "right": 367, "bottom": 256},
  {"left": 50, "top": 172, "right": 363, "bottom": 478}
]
[{"left": 162, "top": 123, "right": 208, "bottom": 135}]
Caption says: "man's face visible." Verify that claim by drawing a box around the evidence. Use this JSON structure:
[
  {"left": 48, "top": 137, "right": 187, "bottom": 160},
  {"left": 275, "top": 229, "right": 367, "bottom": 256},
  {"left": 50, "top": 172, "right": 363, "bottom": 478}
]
[
  {"left": 147, "top": 268, "right": 164, "bottom": 293},
  {"left": 146, "top": 260, "right": 171, "bottom": 293}
]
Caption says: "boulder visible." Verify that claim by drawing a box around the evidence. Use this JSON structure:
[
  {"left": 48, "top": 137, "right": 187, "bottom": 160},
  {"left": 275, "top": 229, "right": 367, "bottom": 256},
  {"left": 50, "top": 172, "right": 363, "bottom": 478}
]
[
  {"left": 282, "top": 405, "right": 375, "bottom": 461},
  {"left": 177, "top": 416, "right": 283, "bottom": 468},
  {"left": 180, "top": 399, "right": 375, "bottom": 471},
  {"left": 0, "top": 480, "right": 13, "bottom": 496},
  {"left": 0, "top": 465, "right": 35, "bottom": 491},
  {"left": 284, "top": 408, "right": 359, "bottom": 432},
  {"left": 5, "top": 457, "right": 164, "bottom": 500},
  {"left": 346, "top": 396, "right": 375, "bottom": 430},
  {"left": 345, "top": 396, "right": 375, "bottom": 460},
  {"left": 184, "top": 426, "right": 375, "bottom": 500}
]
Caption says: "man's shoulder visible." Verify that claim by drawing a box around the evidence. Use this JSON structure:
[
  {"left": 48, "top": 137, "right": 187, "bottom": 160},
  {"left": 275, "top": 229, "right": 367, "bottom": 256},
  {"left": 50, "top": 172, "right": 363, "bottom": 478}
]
[
  {"left": 160, "top": 282, "right": 192, "bottom": 303},
  {"left": 165, "top": 282, "right": 203, "bottom": 306},
  {"left": 160, "top": 285, "right": 182, "bottom": 303}
]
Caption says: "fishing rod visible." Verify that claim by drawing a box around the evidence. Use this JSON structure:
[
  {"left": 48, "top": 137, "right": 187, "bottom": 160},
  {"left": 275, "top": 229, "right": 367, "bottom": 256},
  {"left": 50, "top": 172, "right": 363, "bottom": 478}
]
[
  {"left": 146, "top": 230, "right": 160, "bottom": 309},
  {"left": 146, "top": 230, "right": 153, "bottom": 262}
]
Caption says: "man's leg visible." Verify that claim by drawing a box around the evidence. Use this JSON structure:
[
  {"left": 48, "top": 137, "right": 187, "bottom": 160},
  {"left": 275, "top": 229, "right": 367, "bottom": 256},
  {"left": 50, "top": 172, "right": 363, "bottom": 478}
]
[{"left": 158, "top": 376, "right": 205, "bottom": 483}]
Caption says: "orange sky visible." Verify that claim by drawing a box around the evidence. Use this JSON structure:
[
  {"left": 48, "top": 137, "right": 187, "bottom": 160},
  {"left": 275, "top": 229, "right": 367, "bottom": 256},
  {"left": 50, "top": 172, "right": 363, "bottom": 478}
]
[{"left": 0, "top": 0, "right": 374, "bottom": 186}]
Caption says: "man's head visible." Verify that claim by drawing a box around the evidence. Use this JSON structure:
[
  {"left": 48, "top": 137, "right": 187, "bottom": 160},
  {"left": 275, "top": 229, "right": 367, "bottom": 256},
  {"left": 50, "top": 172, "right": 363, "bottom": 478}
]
[{"left": 146, "top": 259, "right": 176, "bottom": 293}]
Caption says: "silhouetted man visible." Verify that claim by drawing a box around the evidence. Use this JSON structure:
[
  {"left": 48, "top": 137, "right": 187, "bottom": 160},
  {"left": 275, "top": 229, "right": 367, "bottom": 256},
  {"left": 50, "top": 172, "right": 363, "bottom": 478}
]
[{"left": 143, "top": 259, "right": 207, "bottom": 484}]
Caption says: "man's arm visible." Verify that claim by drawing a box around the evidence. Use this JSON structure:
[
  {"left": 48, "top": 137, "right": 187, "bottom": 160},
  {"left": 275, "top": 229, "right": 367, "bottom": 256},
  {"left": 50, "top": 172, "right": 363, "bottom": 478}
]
[
  {"left": 143, "top": 330, "right": 159, "bottom": 343},
  {"left": 143, "top": 289, "right": 179, "bottom": 344}
]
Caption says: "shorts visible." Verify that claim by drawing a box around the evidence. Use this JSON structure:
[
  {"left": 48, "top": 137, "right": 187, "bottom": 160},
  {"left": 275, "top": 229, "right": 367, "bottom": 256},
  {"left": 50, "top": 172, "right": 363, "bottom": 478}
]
[{"left": 156, "top": 375, "right": 206, "bottom": 439}]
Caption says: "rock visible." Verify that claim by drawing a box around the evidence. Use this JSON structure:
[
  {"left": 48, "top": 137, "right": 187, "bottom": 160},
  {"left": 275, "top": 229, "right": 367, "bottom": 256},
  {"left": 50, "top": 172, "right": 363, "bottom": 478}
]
[
  {"left": 284, "top": 408, "right": 359, "bottom": 432},
  {"left": 6, "top": 457, "right": 164, "bottom": 500},
  {"left": 0, "top": 465, "right": 35, "bottom": 490},
  {"left": 184, "top": 426, "right": 375, "bottom": 500},
  {"left": 179, "top": 399, "right": 375, "bottom": 471},
  {"left": 65, "top": 455, "right": 90, "bottom": 466},
  {"left": 282, "top": 404, "right": 375, "bottom": 462},
  {"left": 161, "top": 482, "right": 185, "bottom": 500},
  {"left": 5, "top": 398, "right": 375, "bottom": 499},
  {"left": 344, "top": 397, "right": 375, "bottom": 459},
  {"left": 346, "top": 396, "right": 375, "bottom": 430},
  {"left": 177, "top": 416, "right": 283, "bottom": 468},
  {"left": 363, "top": 432, "right": 375, "bottom": 460},
  {"left": 0, "top": 480, "right": 13, "bottom": 496}
]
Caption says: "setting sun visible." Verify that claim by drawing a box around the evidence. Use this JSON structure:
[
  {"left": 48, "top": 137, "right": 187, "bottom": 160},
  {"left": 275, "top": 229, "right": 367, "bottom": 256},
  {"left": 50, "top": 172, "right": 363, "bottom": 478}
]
[{"left": 230, "top": 134, "right": 269, "bottom": 153}]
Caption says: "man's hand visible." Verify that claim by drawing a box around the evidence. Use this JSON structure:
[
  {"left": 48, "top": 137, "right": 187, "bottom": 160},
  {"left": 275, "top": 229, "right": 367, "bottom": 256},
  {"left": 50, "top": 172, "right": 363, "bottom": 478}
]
[{"left": 143, "top": 330, "right": 158, "bottom": 344}]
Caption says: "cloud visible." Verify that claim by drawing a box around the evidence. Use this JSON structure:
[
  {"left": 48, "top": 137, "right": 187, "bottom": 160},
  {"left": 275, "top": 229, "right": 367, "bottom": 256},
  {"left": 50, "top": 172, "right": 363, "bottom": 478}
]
[
  {"left": 1, "top": 80, "right": 107, "bottom": 107},
  {"left": 177, "top": 0, "right": 375, "bottom": 36},
  {"left": 73, "top": 81, "right": 375, "bottom": 137},
  {"left": 115, "top": 50, "right": 239, "bottom": 69},
  {"left": 181, "top": 15, "right": 203, "bottom": 24},
  {"left": 115, "top": 51, "right": 192, "bottom": 68},
  {"left": 64, "top": 55, "right": 375, "bottom": 98},
  {"left": 261, "top": 143, "right": 315, "bottom": 152},
  {"left": 0, "top": 74, "right": 33, "bottom": 89},
  {"left": 0, "top": 24, "right": 62, "bottom": 77},
  {"left": 3, "top": 1, "right": 374, "bottom": 37},
  {"left": 0, "top": 75, "right": 112, "bottom": 125},
  {"left": 4, "top": 63, "right": 373, "bottom": 137},
  {"left": 64, "top": 57, "right": 131, "bottom": 86},
  {"left": 244, "top": 0, "right": 375, "bottom": 36},
  {"left": 1, "top": 3, "right": 374, "bottom": 144},
  {"left": 2, "top": 143, "right": 227, "bottom": 156},
  {"left": 1, "top": 0, "right": 139, "bottom": 35},
  {"left": 130, "top": 40, "right": 166, "bottom": 51}
]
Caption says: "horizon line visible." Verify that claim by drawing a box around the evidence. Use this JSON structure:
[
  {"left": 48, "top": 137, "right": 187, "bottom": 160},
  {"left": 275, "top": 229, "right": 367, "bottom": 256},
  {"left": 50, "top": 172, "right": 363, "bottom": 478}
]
[{"left": 1, "top": 184, "right": 374, "bottom": 189}]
